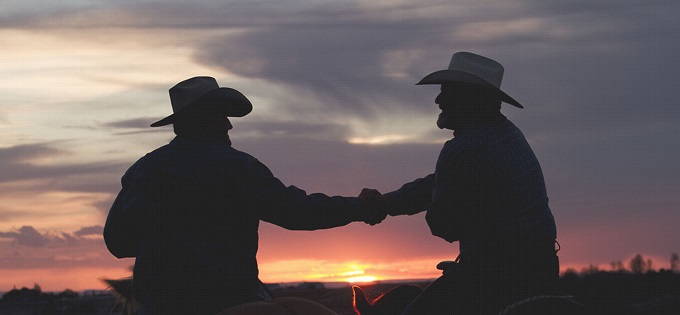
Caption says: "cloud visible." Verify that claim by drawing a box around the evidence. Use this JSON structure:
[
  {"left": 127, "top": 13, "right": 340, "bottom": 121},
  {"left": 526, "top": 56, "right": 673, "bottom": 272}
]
[
  {"left": 235, "top": 120, "right": 350, "bottom": 141},
  {"left": 191, "top": 17, "right": 439, "bottom": 118},
  {"left": 0, "top": 226, "right": 50, "bottom": 247},
  {"left": 0, "top": 143, "right": 66, "bottom": 165},
  {"left": 234, "top": 136, "right": 441, "bottom": 195},
  {"left": 74, "top": 225, "right": 104, "bottom": 237},
  {"left": 0, "top": 143, "right": 126, "bottom": 194},
  {"left": 0, "top": 225, "right": 122, "bottom": 284},
  {"left": 0, "top": 225, "right": 104, "bottom": 248},
  {"left": 0, "top": 144, "right": 123, "bottom": 232},
  {"left": 103, "top": 117, "right": 160, "bottom": 130}
]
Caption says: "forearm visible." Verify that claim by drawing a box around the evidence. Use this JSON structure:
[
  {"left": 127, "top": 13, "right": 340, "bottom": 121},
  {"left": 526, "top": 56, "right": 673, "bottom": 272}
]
[
  {"left": 264, "top": 187, "right": 366, "bottom": 230},
  {"left": 253, "top": 160, "right": 367, "bottom": 230},
  {"left": 384, "top": 174, "right": 435, "bottom": 216}
]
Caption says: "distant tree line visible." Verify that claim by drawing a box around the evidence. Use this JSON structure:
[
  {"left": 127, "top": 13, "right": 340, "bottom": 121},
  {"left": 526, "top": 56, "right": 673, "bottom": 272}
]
[
  {"left": 1, "top": 283, "right": 79, "bottom": 302},
  {"left": 564, "top": 252, "right": 680, "bottom": 276},
  {"left": 556, "top": 254, "right": 680, "bottom": 313}
]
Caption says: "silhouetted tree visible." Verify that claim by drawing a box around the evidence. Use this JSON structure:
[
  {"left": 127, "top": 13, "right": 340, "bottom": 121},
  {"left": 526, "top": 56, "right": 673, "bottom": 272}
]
[
  {"left": 671, "top": 253, "right": 679, "bottom": 272},
  {"left": 562, "top": 268, "right": 578, "bottom": 278},
  {"left": 57, "top": 289, "right": 79, "bottom": 299},
  {"left": 2, "top": 285, "right": 41, "bottom": 302},
  {"left": 610, "top": 260, "right": 626, "bottom": 272},
  {"left": 629, "top": 254, "right": 647, "bottom": 275},
  {"left": 581, "top": 264, "right": 600, "bottom": 275}
]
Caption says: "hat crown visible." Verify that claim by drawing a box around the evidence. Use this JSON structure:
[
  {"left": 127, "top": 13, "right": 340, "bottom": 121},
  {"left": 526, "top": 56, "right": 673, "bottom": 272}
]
[
  {"left": 448, "top": 52, "right": 504, "bottom": 89},
  {"left": 150, "top": 76, "right": 252, "bottom": 127},
  {"left": 169, "top": 76, "right": 220, "bottom": 113},
  {"left": 416, "top": 52, "right": 522, "bottom": 108}
]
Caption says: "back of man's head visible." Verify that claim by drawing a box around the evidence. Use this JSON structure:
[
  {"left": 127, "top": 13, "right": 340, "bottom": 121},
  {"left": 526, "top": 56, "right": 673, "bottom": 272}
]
[{"left": 173, "top": 114, "right": 232, "bottom": 137}]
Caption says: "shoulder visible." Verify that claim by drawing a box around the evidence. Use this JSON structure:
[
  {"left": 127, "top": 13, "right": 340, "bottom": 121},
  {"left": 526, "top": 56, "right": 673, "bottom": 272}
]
[
  {"left": 437, "top": 120, "right": 516, "bottom": 169},
  {"left": 120, "top": 153, "right": 154, "bottom": 183},
  {"left": 121, "top": 141, "right": 176, "bottom": 180},
  {"left": 439, "top": 131, "right": 486, "bottom": 162},
  {"left": 227, "top": 146, "right": 267, "bottom": 168},
  {"left": 221, "top": 146, "right": 278, "bottom": 180}
]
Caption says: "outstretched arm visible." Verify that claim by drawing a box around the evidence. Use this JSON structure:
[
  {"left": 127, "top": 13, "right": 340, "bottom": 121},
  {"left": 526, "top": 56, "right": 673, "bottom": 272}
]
[
  {"left": 251, "top": 159, "right": 386, "bottom": 230},
  {"left": 383, "top": 174, "right": 435, "bottom": 216}
]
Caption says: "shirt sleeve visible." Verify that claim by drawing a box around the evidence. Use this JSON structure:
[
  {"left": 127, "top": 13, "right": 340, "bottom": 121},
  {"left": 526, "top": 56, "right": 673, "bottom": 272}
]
[
  {"left": 249, "top": 159, "right": 368, "bottom": 230},
  {"left": 103, "top": 158, "right": 150, "bottom": 258},
  {"left": 383, "top": 174, "right": 435, "bottom": 216}
]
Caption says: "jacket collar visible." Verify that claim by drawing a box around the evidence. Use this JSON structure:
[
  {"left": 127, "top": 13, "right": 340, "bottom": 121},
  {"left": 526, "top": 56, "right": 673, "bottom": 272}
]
[{"left": 171, "top": 134, "right": 232, "bottom": 146}]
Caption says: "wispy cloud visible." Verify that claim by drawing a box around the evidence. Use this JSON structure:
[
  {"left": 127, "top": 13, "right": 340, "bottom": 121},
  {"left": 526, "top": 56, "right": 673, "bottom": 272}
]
[
  {"left": 74, "top": 225, "right": 104, "bottom": 237},
  {"left": 0, "top": 225, "right": 129, "bottom": 291},
  {"left": 0, "top": 143, "right": 125, "bottom": 193}
]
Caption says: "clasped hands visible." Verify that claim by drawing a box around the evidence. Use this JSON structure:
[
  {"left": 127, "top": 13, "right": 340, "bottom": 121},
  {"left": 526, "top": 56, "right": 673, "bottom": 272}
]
[{"left": 358, "top": 188, "right": 388, "bottom": 226}]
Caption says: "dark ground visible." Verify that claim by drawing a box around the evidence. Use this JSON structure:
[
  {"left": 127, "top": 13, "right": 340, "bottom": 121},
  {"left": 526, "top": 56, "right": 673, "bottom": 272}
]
[{"left": 2, "top": 272, "right": 679, "bottom": 314}]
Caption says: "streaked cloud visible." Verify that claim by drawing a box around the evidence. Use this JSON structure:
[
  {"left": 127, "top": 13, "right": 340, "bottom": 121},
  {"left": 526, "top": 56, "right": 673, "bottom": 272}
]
[{"left": 74, "top": 225, "right": 104, "bottom": 237}]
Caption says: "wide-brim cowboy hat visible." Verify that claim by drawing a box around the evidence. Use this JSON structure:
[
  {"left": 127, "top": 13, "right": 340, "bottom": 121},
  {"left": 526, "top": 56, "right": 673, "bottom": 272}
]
[
  {"left": 150, "top": 76, "right": 253, "bottom": 127},
  {"left": 416, "top": 52, "right": 523, "bottom": 108}
]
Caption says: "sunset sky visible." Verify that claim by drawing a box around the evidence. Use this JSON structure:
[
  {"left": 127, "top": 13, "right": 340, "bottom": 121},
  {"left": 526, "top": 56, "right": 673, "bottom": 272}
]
[{"left": 1, "top": 1, "right": 679, "bottom": 292}]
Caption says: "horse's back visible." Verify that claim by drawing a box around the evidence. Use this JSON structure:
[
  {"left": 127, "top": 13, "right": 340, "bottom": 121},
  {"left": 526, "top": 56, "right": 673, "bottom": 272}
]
[{"left": 217, "top": 297, "right": 337, "bottom": 315}]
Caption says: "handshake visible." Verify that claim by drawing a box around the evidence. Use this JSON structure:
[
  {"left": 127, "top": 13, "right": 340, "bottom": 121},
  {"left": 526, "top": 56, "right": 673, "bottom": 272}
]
[{"left": 357, "top": 188, "right": 388, "bottom": 226}]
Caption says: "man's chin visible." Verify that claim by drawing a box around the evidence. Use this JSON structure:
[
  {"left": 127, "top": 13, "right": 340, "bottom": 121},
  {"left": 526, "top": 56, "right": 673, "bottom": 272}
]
[{"left": 437, "top": 115, "right": 451, "bottom": 130}]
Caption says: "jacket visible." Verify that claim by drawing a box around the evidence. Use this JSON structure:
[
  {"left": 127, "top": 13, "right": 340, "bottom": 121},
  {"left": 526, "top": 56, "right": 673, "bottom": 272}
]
[
  {"left": 386, "top": 116, "right": 557, "bottom": 257},
  {"left": 104, "top": 135, "right": 367, "bottom": 314}
]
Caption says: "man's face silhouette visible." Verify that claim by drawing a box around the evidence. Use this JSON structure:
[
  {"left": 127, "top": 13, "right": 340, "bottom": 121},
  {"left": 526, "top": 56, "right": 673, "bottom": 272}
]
[
  {"left": 435, "top": 84, "right": 475, "bottom": 130},
  {"left": 435, "top": 83, "right": 499, "bottom": 131}
]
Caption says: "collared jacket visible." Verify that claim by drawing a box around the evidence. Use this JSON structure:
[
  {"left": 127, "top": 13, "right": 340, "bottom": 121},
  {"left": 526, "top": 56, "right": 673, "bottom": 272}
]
[
  {"left": 386, "top": 115, "right": 557, "bottom": 258},
  {"left": 104, "top": 136, "right": 366, "bottom": 314}
]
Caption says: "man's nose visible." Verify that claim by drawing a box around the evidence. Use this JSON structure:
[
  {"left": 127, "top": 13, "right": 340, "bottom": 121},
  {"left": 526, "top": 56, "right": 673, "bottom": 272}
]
[{"left": 435, "top": 93, "right": 443, "bottom": 105}]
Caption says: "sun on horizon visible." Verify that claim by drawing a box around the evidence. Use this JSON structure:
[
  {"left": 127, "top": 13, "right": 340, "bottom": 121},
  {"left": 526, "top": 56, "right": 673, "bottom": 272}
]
[
  {"left": 346, "top": 275, "right": 379, "bottom": 283},
  {"left": 340, "top": 269, "right": 379, "bottom": 284}
]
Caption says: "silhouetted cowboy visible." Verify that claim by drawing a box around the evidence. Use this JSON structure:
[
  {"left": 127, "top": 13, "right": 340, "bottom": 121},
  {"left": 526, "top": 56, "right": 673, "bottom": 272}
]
[
  {"left": 383, "top": 52, "right": 559, "bottom": 314},
  {"left": 104, "top": 77, "right": 386, "bottom": 315}
]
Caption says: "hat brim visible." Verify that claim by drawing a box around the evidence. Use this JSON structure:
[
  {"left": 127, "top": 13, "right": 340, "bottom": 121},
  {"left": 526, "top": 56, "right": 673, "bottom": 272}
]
[
  {"left": 150, "top": 87, "right": 253, "bottom": 127},
  {"left": 416, "top": 70, "right": 523, "bottom": 108}
]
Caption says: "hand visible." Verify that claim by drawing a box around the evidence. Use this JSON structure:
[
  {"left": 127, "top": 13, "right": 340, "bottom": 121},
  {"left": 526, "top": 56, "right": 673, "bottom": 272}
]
[{"left": 358, "top": 188, "right": 387, "bottom": 225}]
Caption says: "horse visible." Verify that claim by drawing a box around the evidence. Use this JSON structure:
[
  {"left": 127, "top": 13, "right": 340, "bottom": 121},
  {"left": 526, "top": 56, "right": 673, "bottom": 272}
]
[
  {"left": 104, "top": 277, "right": 582, "bottom": 315},
  {"left": 352, "top": 284, "right": 680, "bottom": 315},
  {"left": 352, "top": 285, "right": 423, "bottom": 315},
  {"left": 103, "top": 277, "right": 337, "bottom": 315},
  {"left": 352, "top": 283, "right": 589, "bottom": 315}
]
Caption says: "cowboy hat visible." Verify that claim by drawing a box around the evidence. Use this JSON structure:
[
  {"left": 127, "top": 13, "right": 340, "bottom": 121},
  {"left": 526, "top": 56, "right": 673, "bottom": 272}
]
[
  {"left": 150, "top": 76, "right": 252, "bottom": 127},
  {"left": 416, "top": 52, "right": 523, "bottom": 108}
]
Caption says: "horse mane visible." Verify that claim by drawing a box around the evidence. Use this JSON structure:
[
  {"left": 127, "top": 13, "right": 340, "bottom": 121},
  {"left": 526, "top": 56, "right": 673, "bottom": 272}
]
[
  {"left": 102, "top": 277, "right": 140, "bottom": 315},
  {"left": 352, "top": 285, "right": 422, "bottom": 315}
]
